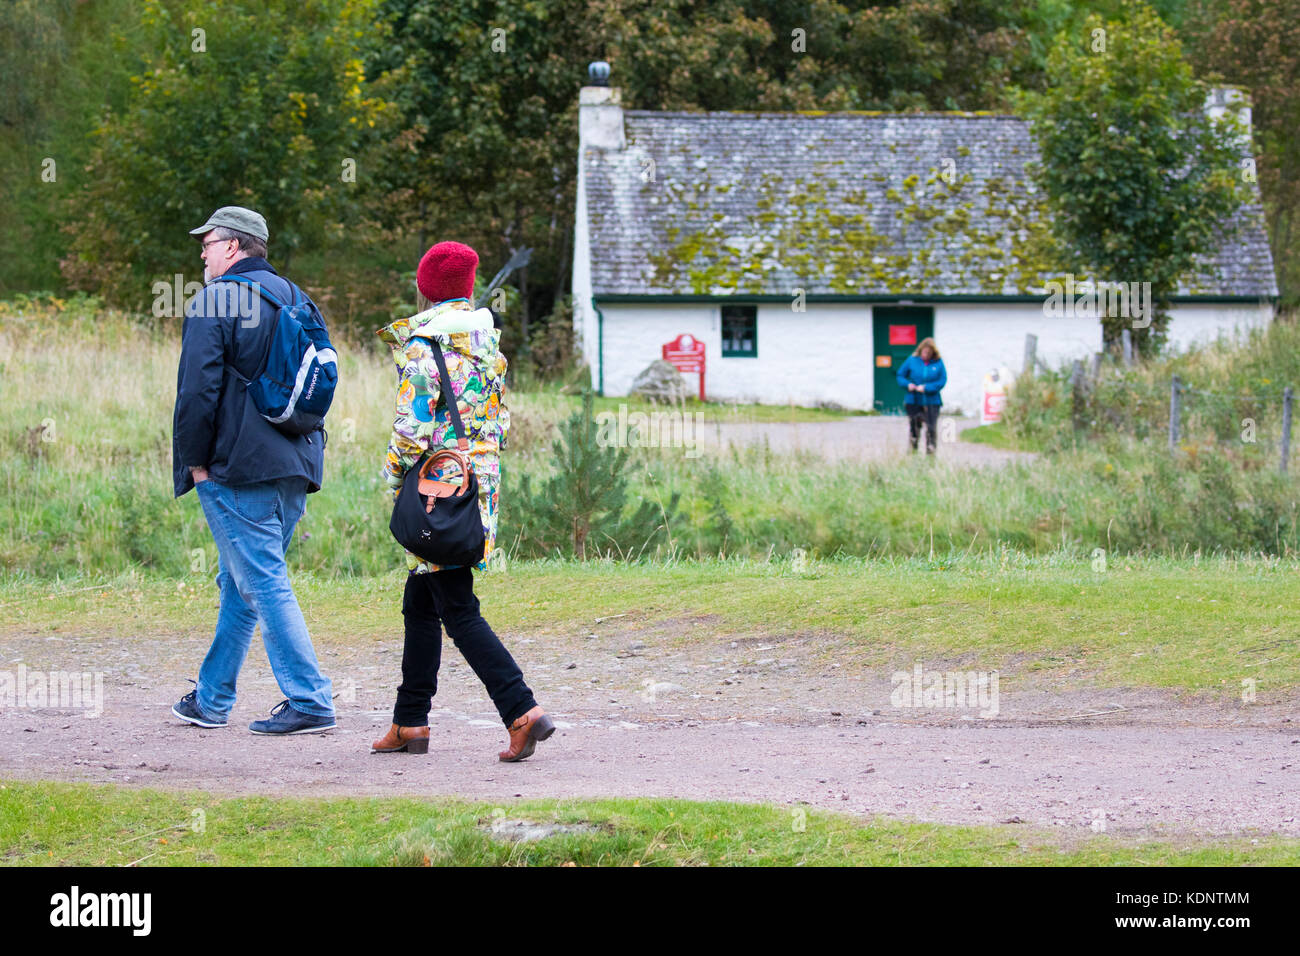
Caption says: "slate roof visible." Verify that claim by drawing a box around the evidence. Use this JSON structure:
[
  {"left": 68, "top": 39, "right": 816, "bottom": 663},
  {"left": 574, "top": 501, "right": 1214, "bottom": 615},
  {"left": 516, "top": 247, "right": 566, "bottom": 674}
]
[{"left": 583, "top": 110, "right": 1278, "bottom": 299}]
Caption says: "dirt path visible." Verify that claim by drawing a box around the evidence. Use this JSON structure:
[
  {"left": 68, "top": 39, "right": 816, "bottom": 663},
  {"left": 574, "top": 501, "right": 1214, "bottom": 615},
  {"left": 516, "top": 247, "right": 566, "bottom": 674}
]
[
  {"left": 695, "top": 416, "right": 1033, "bottom": 467},
  {"left": 3, "top": 625, "right": 1296, "bottom": 841}
]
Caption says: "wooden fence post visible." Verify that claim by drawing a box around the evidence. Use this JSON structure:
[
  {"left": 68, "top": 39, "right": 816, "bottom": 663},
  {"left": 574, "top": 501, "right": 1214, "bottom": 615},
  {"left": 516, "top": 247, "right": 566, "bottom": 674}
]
[
  {"left": 1023, "top": 334, "right": 1038, "bottom": 377},
  {"left": 1282, "top": 387, "right": 1294, "bottom": 475},
  {"left": 1121, "top": 328, "right": 1134, "bottom": 368},
  {"left": 1071, "top": 360, "right": 1085, "bottom": 433},
  {"left": 1091, "top": 351, "right": 1102, "bottom": 382},
  {"left": 1169, "top": 375, "right": 1181, "bottom": 452}
]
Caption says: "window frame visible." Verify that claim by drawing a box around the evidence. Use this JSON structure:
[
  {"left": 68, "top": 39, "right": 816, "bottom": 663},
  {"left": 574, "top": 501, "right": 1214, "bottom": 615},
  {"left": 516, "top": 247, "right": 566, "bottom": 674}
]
[{"left": 720, "top": 304, "right": 758, "bottom": 358}]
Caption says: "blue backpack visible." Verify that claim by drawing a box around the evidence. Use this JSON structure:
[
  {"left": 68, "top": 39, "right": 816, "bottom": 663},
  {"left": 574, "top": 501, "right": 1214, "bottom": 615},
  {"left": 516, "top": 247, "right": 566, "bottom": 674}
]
[{"left": 219, "top": 273, "right": 338, "bottom": 437}]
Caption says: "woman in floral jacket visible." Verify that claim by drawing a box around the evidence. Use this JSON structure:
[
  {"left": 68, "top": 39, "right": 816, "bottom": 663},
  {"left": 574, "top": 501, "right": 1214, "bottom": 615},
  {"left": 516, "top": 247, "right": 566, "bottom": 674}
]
[{"left": 370, "top": 241, "right": 554, "bottom": 762}]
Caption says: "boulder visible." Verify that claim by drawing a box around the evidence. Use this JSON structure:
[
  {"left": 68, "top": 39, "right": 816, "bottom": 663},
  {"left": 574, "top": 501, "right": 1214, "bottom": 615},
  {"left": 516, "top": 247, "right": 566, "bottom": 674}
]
[{"left": 629, "top": 359, "right": 691, "bottom": 403}]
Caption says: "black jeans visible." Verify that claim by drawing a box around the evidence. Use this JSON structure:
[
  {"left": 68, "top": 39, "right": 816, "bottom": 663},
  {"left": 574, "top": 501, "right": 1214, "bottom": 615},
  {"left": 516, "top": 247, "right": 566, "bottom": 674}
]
[
  {"left": 393, "top": 567, "right": 537, "bottom": 728},
  {"left": 906, "top": 403, "right": 941, "bottom": 452}
]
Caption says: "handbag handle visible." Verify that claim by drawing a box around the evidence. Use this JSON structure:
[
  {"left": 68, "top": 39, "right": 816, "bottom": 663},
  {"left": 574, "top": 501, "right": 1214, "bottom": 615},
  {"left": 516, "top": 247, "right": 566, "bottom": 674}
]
[
  {"left": 416, "top": 448, "right": 473, "bottom": 513},
  {"left": 418, "top": 448, "right": 473, "bottom": 492}
]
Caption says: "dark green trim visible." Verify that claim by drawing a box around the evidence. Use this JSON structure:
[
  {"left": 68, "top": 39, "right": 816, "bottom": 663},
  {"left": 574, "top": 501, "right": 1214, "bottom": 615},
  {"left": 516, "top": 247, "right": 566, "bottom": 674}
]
[
  {"left": 1163, "top": 295, "right": 1281, "bottom": 304},
  {"left": 593, "top": 293, "right": 1278, "bottom": 306},
  {"left": 593, "top": 299, "right": 606, "bottom": 395}
]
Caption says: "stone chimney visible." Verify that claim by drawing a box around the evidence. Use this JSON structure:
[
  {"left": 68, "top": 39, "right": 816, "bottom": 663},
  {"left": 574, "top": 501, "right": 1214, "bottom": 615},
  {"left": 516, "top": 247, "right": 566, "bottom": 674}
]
[
  {"left": 1205, "top": 86, "right": 1252, "bottom": 151},
  {"left": 573, "top": 61, "right": 623, "bottom": 391},
  {"left": 579, "top": 60, "right": 624, "bottom": 151}
]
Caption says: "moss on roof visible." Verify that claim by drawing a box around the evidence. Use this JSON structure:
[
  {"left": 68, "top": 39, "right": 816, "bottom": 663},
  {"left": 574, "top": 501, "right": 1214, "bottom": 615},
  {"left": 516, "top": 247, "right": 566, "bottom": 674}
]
[{"left": 584, "top": 112, "right": 1276, "bottom": 298}]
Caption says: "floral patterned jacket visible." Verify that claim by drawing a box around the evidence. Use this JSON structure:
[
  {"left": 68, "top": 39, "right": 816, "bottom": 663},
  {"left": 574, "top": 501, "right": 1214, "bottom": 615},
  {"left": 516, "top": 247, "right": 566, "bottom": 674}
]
[{"left": 377, "top": 300, "right": 509, "bottom": 573}]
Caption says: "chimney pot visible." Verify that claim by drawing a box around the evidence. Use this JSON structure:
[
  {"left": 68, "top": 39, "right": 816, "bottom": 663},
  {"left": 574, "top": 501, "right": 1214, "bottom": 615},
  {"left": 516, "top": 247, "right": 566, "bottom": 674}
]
[{"left": 579, "top": 63, "right": 623, "bottom": 150}]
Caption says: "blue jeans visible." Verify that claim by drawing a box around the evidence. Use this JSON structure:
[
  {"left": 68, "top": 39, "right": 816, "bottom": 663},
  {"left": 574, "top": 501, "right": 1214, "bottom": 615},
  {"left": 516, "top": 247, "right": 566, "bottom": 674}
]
[{"left": 194, "top": 477, "right": 333, "bottom": 718}]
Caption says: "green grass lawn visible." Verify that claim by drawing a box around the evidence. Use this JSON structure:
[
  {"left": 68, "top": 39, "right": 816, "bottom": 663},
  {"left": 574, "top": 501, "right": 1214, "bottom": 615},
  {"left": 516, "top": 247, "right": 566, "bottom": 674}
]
[
  {"left": 960, "top": 422, "right": 1043, "bottom": 452},
  {"left": 3, "top": 781, "right": 1295, "bottom": 866},
  {"left": 3, "top": 555, "right": 1297, "bottom": 696},
  {"left": 578, "top": 392, "right": 865, "bottom": 424}
]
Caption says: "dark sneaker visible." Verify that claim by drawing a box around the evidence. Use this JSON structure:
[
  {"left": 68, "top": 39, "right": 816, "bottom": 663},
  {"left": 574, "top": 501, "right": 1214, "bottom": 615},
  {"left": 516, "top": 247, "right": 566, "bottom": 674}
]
[
  {"left": 171, "top": 681, "right": 227, "bottom": 728},
  {"left": 249, "top": 699, "right": 336, "bottom": 735}
]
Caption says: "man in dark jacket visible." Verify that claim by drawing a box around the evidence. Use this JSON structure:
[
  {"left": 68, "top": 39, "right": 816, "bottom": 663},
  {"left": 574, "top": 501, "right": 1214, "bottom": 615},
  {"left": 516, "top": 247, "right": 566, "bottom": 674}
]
[{"left": 170, "top": 205, "right": 335, "bottom": 736}]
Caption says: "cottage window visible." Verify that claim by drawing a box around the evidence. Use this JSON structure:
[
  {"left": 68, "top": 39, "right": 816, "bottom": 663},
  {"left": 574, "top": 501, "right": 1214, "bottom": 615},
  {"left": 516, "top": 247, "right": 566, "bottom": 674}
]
[{"left": 721, "top": 305, "right": 757, "bottom": 357}]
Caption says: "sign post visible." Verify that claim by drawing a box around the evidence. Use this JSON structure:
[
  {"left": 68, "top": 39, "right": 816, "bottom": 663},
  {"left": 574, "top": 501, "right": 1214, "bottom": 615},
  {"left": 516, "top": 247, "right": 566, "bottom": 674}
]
[{"left": 662, "top": 333, "right": 706, "bottom": 401}]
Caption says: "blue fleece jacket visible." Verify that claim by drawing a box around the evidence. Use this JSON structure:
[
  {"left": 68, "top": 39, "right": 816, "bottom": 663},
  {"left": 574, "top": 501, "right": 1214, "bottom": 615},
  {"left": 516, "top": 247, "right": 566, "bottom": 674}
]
[{"left": 896, "top": 354, "right": 947, "bottom": 406}]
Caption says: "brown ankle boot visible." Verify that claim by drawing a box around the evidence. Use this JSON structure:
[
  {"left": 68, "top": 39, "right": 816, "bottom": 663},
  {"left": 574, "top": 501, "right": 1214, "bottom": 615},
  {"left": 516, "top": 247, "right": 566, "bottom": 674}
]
[
  {"left": 498, "top": 706, "right": 556, "bottom": 762},
  {"left": 370, "top": 723, "right": 430, "bottom": 754}
]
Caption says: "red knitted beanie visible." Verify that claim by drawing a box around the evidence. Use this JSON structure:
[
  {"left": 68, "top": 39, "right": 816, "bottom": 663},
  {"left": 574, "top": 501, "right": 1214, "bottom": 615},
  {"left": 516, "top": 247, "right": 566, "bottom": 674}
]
[{"left": 416, "top": 241, "right": 479, "bottom": 303}]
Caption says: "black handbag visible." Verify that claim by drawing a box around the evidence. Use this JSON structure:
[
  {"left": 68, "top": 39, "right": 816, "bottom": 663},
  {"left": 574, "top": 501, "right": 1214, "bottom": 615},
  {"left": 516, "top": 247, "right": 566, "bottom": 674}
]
[{"left": 389, "top": 342, "right": 486, "bottom": 567}]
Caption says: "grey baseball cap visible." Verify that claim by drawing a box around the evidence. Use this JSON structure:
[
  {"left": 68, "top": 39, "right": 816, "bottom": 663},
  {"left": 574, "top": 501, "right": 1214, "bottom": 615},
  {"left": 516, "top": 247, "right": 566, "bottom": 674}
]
[{"left": 189, "top": 205, "right": 269, "bottom": 242}]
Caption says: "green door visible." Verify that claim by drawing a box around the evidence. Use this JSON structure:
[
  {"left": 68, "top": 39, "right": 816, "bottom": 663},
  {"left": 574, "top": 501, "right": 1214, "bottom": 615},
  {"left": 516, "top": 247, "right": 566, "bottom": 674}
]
[{"left": 872, "top": 306, "right": 935, "bottom": 414}]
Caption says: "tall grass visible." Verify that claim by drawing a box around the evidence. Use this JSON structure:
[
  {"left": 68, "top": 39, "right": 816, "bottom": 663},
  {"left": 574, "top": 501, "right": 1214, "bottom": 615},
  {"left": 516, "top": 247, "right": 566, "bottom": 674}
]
[
  {"left": 1005, "top": 311, "right": 1300, "bottom": 461},
  {"left": 3, "top": 297, "right": 1299, "bottom": 580},
  {"left": 593, "top": 439, "right": 1300, "bottom": 559}
]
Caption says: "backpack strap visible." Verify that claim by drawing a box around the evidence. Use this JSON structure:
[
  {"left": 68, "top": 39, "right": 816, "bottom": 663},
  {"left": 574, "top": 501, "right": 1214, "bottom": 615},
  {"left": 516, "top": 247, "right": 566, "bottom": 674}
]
[
  {"left": 220, "top": 272, "right": 303, "bottom": 311},
  {"left": 213, "top": 272, "right": 299, "bottom": 383},
  {"left": 421, "top": 338, "right": 469, "bottom": 452}
]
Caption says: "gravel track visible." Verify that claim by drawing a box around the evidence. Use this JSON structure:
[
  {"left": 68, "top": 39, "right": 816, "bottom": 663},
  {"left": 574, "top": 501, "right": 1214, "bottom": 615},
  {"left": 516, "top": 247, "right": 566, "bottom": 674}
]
[
  {"left": 3, "top": 625, "right": 1295, "bottom": 841},
  {"left": 695, "top": 415, "right": 1032, "bottom": 467}
]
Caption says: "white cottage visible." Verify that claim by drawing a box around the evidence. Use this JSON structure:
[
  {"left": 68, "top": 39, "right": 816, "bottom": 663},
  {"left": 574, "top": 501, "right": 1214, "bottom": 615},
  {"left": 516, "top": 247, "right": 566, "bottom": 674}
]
[{"left": 571, "top": 70, "right": 1278, "bottom": 416}]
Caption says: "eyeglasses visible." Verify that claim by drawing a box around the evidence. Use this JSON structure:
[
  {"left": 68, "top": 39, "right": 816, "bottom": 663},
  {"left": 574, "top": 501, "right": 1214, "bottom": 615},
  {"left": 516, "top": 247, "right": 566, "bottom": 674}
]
[{"left": 200, "top": 238, "right": 234, "bottom": 251}]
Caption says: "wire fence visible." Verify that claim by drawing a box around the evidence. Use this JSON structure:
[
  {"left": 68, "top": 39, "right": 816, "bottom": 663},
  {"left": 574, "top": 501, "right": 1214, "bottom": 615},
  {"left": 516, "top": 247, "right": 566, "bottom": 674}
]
[
  {"left": 1022, "top": 334, "right": 1295, "bottom": 472},
  {"left": 1169, "top": 376, "right": 1294, "bottom": 470}
]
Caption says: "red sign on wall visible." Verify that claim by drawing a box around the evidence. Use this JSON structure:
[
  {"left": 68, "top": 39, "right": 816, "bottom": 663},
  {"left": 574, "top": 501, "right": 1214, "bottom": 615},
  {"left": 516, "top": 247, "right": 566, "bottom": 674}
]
[
  {"left": 889, "top": 324, "right": 917, "bottom": 346},
  {"left": 662, "top": 333, "right": 706, "bottom": 401}
]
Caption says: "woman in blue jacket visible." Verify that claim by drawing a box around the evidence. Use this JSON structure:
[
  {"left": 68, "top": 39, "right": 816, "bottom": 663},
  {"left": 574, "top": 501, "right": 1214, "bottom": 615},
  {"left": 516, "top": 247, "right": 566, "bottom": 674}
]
[{"left": 896, "top": 337, "right": 947, "bottom": 454}]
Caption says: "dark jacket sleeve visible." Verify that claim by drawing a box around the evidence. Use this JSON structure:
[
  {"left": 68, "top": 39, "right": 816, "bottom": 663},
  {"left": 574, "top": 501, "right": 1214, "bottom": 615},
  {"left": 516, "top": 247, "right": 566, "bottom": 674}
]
[{"left": 173, "top": 289, "right": 228, "bottom": 469}]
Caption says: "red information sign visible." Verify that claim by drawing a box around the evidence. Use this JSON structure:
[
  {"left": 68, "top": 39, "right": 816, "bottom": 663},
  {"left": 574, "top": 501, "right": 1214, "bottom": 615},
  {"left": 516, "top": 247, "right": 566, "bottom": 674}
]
[
  {"left": 662, "top": 333, "right": 706, "bottom": 401},
  {"left": 889, "top": 324, "right": 917, "bottom": 346}
]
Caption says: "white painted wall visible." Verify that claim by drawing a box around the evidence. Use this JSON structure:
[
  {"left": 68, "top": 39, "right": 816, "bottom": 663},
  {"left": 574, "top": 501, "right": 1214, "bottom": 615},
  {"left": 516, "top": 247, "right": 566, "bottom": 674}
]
[
  {"left": 572, "top": 86, "right": 625, "bottom": 371},
  {"left": 934, "top": 304, "right": 1101, "bottom": 416},
  {"left": 571, "top": 163, "right": 595, "bottom": 361},
  {"left": 593, "top": 300, "right": 1275, "bottom": 415},
  {"left": 1163, "top": 301, "right": 1273, "bottom": 351},
  {"left": 598, "top": 303, "right": 876, "bottom": 408}
]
